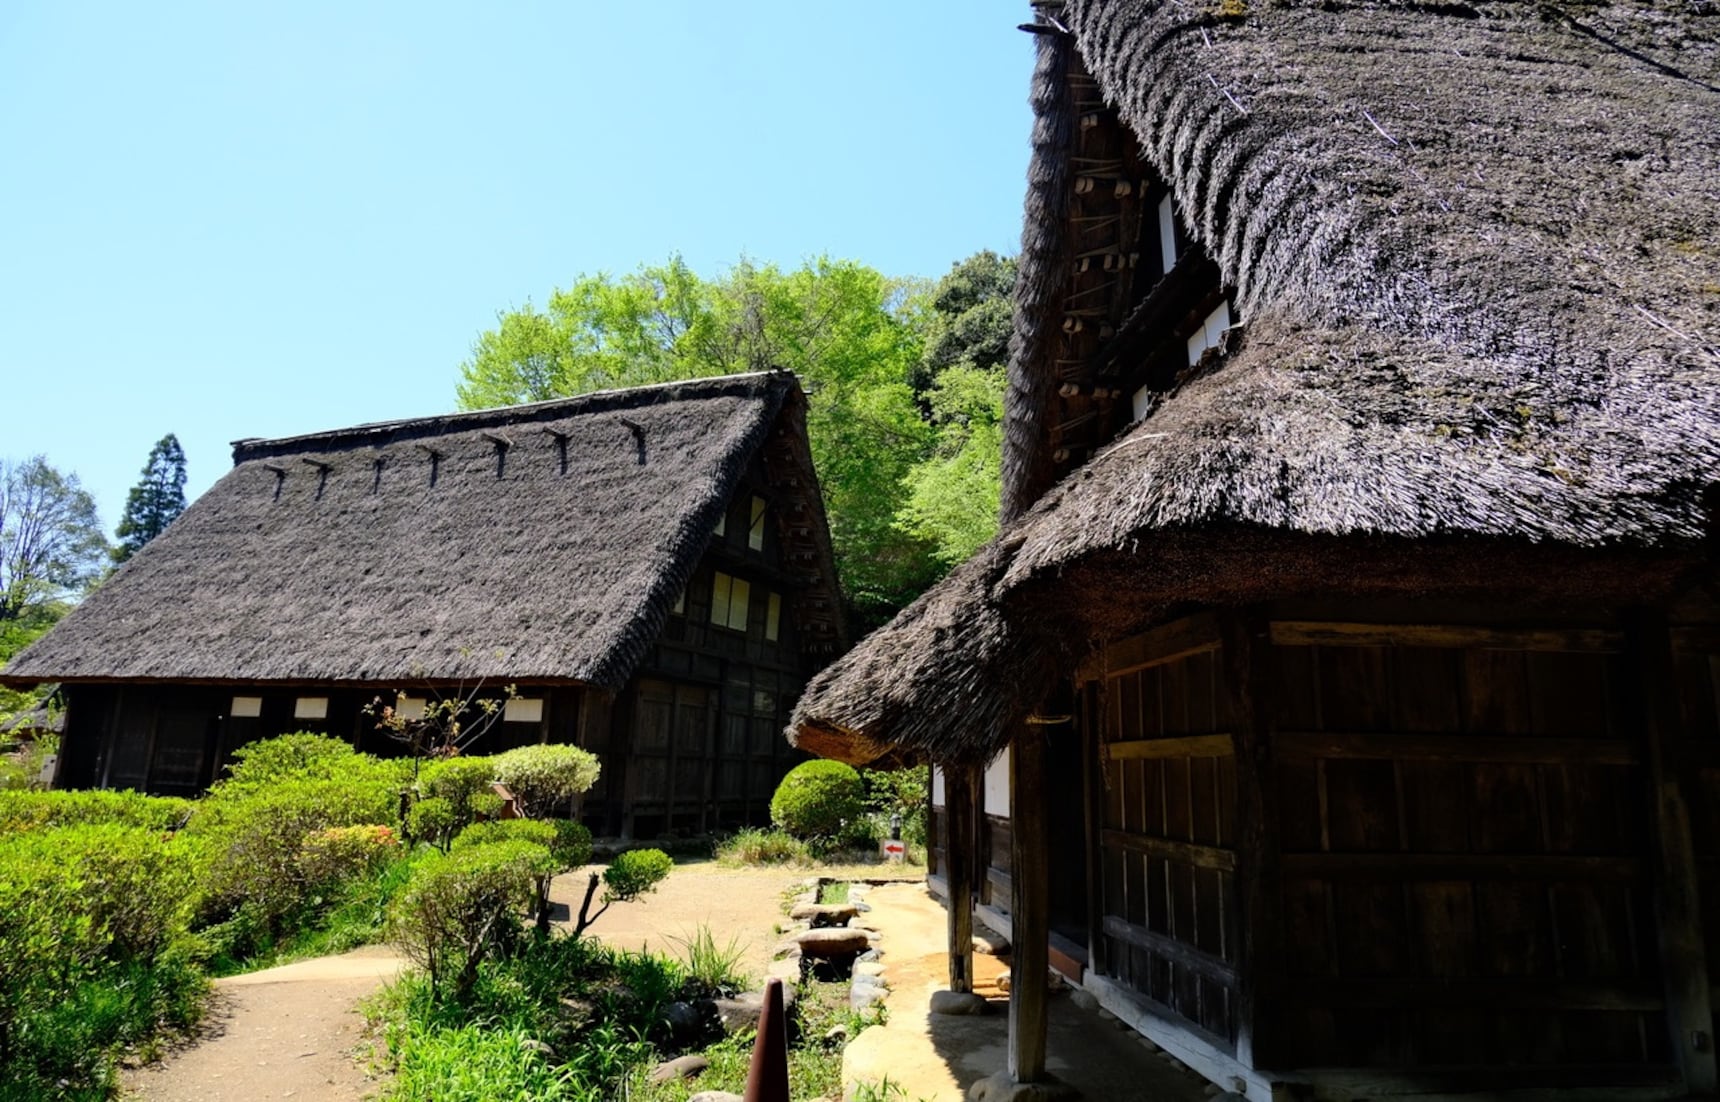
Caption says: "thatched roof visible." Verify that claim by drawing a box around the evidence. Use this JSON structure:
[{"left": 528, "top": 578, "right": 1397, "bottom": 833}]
[
  {"left": 3, "top": 372, "right": 844, "bottom": 690},
  {"left": 793, "top": 0, "right": 1720, "bottom": 765}
]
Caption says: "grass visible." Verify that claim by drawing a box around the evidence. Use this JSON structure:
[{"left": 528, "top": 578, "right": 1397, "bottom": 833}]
[
  {"left": 714, "top": 827, "right": 813, "bottom": 867},
  {"left": 668, "top": 924, "right": 751, "bottom": 995},
  {"left": 818, "top": 880, "right": 850, "bottom": 905}
]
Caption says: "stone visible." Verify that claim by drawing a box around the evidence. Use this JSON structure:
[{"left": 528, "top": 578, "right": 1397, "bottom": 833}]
[
  {"left": 849, "top": 977, "right": 887, "bottom": 1009},
  {"left": 853, "top": 900, "right": 872, "bottom": 912},
  {"left": 688, "top": 1093, "right": 744, "bottom": 1102},
  {"left": 972, "top": 926, "right": 1011, "bottom": 955},
  {"left": 1068, "top": 988, "right": 1099, "bottom": 1013},
  {"left": 965, "top": 1070, "right": 1079, "bottom": 1101},
  {"left": 929, "top": 990, "right": 989, "bottom": 1016},
  {"left": 772, "top": 940, "right": 804, "bottom": 959},
  {"left": 795, "top": 927, "right": 870, "bottom": 958},
  {"left": 857, "top": 947, "right": 882, "bottom": 963},
  {"left": 519, "top": 1038, "right": 556, "bottom": 1059},
  {"left": 854, "top": 960, "right": 886, "bottom": 977},
  {"left": 660, "top": 1000, "right": 710, "bottom": 1038},
  {"left": 649, "top": 1054, "right": 710, "bottom": 1084},
  {"left": 767, "top": 957, "right": 804, "bottom": 982},
  {"left": 789, "top": 901, "right": 860, "bottom": 926},
  {"left": 713, "top": 986, "right": 799, "bottom": 1035},
  {"left": 996, "top": 969, "right": 1012, "bottom": 992}
]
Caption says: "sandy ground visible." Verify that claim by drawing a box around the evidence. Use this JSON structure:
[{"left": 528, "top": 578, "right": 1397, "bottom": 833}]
[
  {"left": 122, "top": 945, "right": 403, "bottom": 1102},
  {"left": 843, "top": 881, "right": 1213, "bottom": 1102}
]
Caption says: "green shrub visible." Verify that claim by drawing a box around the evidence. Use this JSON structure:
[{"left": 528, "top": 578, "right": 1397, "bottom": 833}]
[
  {"left": 220, "top": 732, "right": 404, "bottom": 789},
  {"left": 299, "top": 824, "right": 402, "bottom": 891},
  {"left": 715, "top": 826, "right": 812, "bottom": 866},
  {"left": 490, "top": 744, "right": 600, "bottom": 818},
  {"left": 419, "top": 755, "right": 498, "bottom": 827},
  {"left": 0, "top": 789, "right": 193, "bottom": 836},
  {"left": 391, "top": 840, "right": 557, "bottom": 1000},
  {"left": 468, "top": 791, "right": 505, "bottom": 820},
  {"left": 604, "top": 848, "right": 672, "bottom": 900},
  {"left": 863, "top": 765, "right": 929, "bottom": 845},
  {"left": 452, "top": 818, "right": 555, "bottom": 853},
  {"left": 547, "top": 818, "right": 593, "bottom": 870},
  {"left": 770, "top": 760, "right": 866, "bottom": 844},
  {"left": 408, "top": 796, "right": 458, "bottom": 850}
]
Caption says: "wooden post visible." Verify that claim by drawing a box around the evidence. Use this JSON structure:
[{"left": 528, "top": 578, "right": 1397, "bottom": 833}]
[
  {"left": 945, "top": 763, "right": 977, "bottom": 994},
  {"left": 1631, "top": 611, "right": 1718, "bottom": 1094},
  {"left": 1222, "top": 611, "right": 1287, "bottom": 1072},
  {"left": 1010, "top": 725, "right": 1051, "bottom": 1082}
]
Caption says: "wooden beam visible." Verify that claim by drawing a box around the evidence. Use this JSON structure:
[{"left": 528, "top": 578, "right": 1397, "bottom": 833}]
[
  {"left": 1102, "top": 829, "right": 1237, "bottom": 872},
  {"left": 1104, "top": 733, "right": 1234, "bottom": 760},
  {"left": 1275, "top": 731, "right": 1640, "bottom": 766},
  {"left": 943, "top": 763, "right": 977, "bottom": 995},
  {"left": 1224, "top": 611, "right": 1287, "bottom": 1071},
  {"left": 1101, "top": 915, "right": 1236, "bottom": 985},
  {"left": 1009, "top": 724, "right": 1051, "bottom": 1083},
  {"left": 1268, "top": 621, "right": 1623, "bottom": 653},
  {"left": 1078, "top": 611, "right": 1221, "bottom": 681},
  {"left": 1281, "top": 853, "right": 1640, "bottom": 881},
  {"left": 1630, "top": 610, "right": 1719, "bottom": 1094}
]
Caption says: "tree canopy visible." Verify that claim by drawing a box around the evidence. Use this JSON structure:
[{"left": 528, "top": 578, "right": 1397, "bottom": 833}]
[
  {"left": 458, "top": 252, "right": 1015, "bottom": 623},
  {"left": 114, "top": 434, "right": 187, "bottom": 564},
  {"left": 1, "top": 456, "right": 108, "bottom": 626}
]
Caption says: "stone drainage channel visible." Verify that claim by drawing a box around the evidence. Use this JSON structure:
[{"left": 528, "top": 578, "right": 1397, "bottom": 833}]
[{"left": 648, "top": 877, "right": 890, "bottom": 1102}]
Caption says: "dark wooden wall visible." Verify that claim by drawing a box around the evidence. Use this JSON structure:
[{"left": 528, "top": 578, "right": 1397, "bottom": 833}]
[{"left": 1086, "top": 618, "right": 1239, "bottom": 1047}]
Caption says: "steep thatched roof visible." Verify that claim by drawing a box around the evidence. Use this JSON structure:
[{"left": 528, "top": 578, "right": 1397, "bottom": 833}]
[
  {"left": 793, "top": 0, "right": 1720, "bottom": 764},
  {"left": 3, "top": 372, "right": 844, "bottom": 690}
]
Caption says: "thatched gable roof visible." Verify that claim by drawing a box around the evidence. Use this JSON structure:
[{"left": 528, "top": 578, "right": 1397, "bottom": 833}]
[
  {"left": 3, "top": 372, "right": 844, "bottom": 690},
  {"left": 793, "top": 0, "right": 1720, "bottom": 764}
]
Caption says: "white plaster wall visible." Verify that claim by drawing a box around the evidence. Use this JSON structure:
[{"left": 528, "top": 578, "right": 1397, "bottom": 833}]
[
  {"left": 983, "top": 747, "right": 1010, "bottom": 817},
  {"left": 931, "top": 765, "right": 945, "bottom": 807}
]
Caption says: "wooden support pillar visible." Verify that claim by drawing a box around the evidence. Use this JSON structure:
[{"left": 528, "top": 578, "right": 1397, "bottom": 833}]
[
  {"left": 945, "top": 762, "right": 977, "bottom": 994},
  {"left": 1631, "top": 611, "right": 1718, "bottom": 1095},
  {"left": 1010, "top": 725, "right": 1051, "bottom": 1083},
  {"left": 1222, "top": 611, "right": 1287, "bottom": 1072}
]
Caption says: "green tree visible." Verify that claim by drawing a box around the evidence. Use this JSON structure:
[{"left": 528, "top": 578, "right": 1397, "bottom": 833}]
[
  {"left": 113, "top": 433, "right": 187, "bottom": 563},
  {"left": 0, "top": 456, "right": 107, "bottom": 624},
  {"left": 458, "top": 255, "right": 940, "bottom": 622},
  {"left": 895, "top": 252, "right": 1016, "bottom": 565}
]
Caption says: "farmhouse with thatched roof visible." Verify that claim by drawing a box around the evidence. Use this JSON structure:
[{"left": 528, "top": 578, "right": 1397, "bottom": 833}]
[
  {"left": 2, "top": 372, "right": 847, "bottom": 835},
  {"left": 792, "top": 1, "right": 1720, "bottom": 1099}
]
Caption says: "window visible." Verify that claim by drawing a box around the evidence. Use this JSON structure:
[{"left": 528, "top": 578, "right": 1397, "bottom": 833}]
[
  {"left": 294, "top": 696, "right": 329, "bottom": 720},
  {"left": 714, "top": 509, "right": 727, "bottom": 537},
  {"left": 1158, "top": 195, "right": 1178, "bottom": 275},
  {"left": 710, "top": 572, "right": 750, "bottom": 632},
  {"left": 398, "top": 696, "right": 427, "bottom": 721},
  {"left": 230, "top": 696, "right": 262, "bottom": 718},
  {"left": 504, "top": 698, "right": 543, "bottom": 723},
  {"left": 748, "top": 496, "right": 767, "bottom": 551},
  {"left": 1186, "top": 300, "right": 1233, "bottom": 367},
  {"left": 765, "top": 592, "right": 782, "bottom": 641},
  {"left": 672, "top": 587, "right": 686, "bottom": 616}
]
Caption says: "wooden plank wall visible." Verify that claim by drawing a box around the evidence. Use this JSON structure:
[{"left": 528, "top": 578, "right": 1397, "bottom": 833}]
[
  {"left": 1091, "top": 617, "right": 1240, "bottom": 1046},
  {"left": 1268, "top": 622, "right": 1666, "bottom": 1070},
  {"left": 1670, "top": 629, "right": 1720, "bottom": 1039}
]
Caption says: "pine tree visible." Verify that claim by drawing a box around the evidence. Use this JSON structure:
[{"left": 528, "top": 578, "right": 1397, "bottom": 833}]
[{"left": 113, "top": 434, "right": 187, "bottom": 563}]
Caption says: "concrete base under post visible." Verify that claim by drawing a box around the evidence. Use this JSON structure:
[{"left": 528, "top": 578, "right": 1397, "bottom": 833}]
[{"left": 966, "top": 1070, "right": 1080, "bottom": 1102}]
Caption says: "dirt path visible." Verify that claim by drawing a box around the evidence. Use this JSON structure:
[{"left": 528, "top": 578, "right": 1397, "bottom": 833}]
[{"left": 123, "top": 945, "right": 403, "bottom": 1102}]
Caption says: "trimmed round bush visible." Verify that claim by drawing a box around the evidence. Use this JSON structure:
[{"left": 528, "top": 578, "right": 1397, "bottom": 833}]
[
  {"left": 603, "top": 848, "right": 671, "bottom": 900},
  {"left": 769, "top": 760, "right": 866, "bottom": 842},
  {"left": 490, "top": 744, "right": 600, "bottom": 818}
]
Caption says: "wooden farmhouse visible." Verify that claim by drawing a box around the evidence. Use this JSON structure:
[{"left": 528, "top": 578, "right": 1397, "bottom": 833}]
[
  {"left": 791, "top": 1, "right": 1720, "bottom": 1099},
  {"left": 1, "top": 372, "right": 847, "bottom": 837}
]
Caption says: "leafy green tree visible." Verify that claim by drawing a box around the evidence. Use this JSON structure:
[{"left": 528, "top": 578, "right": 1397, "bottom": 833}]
[
  {"left": 458, "top": 255, "right": 940, "bottom": 621},
  {"left": 0, "top": 456, "right": 107, "bottom": 624},
  {"left": 895, "top": 252, "right": 1015, "bottom": 565},
  {"left": 113, "top": 434, "right": 187, "bottom": 563}
]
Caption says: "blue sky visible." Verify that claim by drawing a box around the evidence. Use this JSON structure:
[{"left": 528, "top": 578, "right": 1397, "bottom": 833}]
[{"left": 0, "top": 2, "right": 1033, "bottom": 528}]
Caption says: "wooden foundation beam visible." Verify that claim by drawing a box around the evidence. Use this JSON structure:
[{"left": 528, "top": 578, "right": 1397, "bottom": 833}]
[
  {"left": 1009, "top": 725, "right": 1051, "bottom": 1083},
  {"left": 944, "top": 763, "right": 977, "bottom": 994}
]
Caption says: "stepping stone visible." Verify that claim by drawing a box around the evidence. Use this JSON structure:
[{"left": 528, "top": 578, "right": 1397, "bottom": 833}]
[
  {"left": 854, "top": 960, "right": 886, "bottom": 977},
  {"left": 689, "top": 1093, "right": 743, "bottom": 1102},
  {"left": 796, "top": 927, "right": 870, "bottom": 958},
  {"left": 930, "top": 990, "right": 988, "bottom": 1016},
  {"left": 650, "top": 1054, "right": 709, "bottom": 1084},
  {"left": 714, "top": 986, "right": 799, "bottom": 1035},
  {"left": 789, "top": 901, "right": 860, "bottom": 925}
]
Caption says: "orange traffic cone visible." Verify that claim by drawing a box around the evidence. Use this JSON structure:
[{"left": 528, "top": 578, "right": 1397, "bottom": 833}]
[{"left": 742, "top": 976, "right": 790, "bottom": 1102}]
